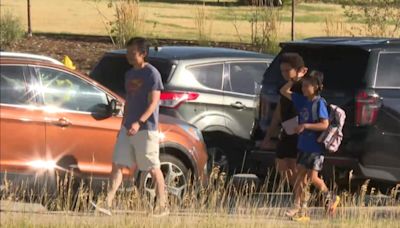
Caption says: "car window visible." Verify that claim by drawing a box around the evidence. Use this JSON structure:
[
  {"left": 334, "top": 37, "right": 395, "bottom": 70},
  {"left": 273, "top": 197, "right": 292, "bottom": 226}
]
[
  {"left": 148, "top": 58, "right": 174, "bottom": 82},
  {"left": 0, "top": 65, "right": 31, "bottom": 105},
  {"left": 187, "top": 64, "right": 223, "bottom": 90},
  {"left": 263, "top": 46, "right": 370, "bottom": 92},
  {"left": 36, "top": 67, "right": 108, "bottom": 113},
  {"left": 229, "top": 62, "right": 268, "bottom": 95},
  {"left": 90, "top": 55, "right": 173, "bottom": 97},
  {"left": 376, "top": 53, "right": 400, "bottom": 88}
]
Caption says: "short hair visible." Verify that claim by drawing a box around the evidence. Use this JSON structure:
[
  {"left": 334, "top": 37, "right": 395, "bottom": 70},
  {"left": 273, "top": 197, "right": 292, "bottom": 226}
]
[
  {"left": 304, "top": 70, "right": 324, "bottom": 94},
  {"left": 126, "top": 37, "right": 150, "bottom": 56},
  {"left": 280, "top": 52, "right": 305, "bottom": 70}
]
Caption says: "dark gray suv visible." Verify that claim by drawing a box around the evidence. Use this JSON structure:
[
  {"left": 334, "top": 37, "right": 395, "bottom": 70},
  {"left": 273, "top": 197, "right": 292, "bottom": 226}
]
[{"left": 91, "top": 46, "right": 273, "bottom": 172}]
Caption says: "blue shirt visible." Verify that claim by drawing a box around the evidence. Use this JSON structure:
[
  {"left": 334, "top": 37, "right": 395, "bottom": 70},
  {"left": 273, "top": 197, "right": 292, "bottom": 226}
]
[
  {"left": 291, "top": 93, "right": 329, "bottom": 154},
  {"left": 123, "top": 64, "right": 164, "bottom": 131}
]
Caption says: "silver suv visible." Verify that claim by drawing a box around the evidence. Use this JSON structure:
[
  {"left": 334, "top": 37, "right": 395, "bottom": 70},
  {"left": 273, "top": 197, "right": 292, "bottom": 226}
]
[{"left": 91, "top": 46, "right": 273, "bottom": 172}]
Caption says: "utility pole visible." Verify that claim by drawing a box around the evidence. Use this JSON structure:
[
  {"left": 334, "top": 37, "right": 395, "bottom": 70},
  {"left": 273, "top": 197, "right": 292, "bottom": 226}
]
[
  {"left": 27, "top": 0, "right": 32, "bottom": 37},
  {"left": 291, "top": 0, "right": 295, "bottom": 41}
]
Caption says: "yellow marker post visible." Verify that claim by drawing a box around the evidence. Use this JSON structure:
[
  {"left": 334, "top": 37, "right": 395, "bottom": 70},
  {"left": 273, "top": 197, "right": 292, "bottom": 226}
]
[{"left": 62, "top": 55, "right": 76, "bottom": 70}]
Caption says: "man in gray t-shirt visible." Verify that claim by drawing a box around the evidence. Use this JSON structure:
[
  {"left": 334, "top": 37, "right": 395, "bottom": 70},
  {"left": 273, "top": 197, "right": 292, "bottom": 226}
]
[
  {"left": 123, "top": 63, "right": 163, "bottom": 131},
  {"left": 95, "top": 37, "right": 168, "bottom": 216}
]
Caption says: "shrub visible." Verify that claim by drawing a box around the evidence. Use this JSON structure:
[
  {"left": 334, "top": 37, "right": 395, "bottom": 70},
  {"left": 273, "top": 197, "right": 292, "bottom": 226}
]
[
  {"left": 0, "top": 11, "right": 24, "bottom": 48},
  {"left": 248, "top": 0, "right": 281, "bottom": 54},
  {"left": 109, "top": 0, "right": 145, "bottom": 47},
  {"left": 344, "top": 0, "right": 400, "bottom": 37}
]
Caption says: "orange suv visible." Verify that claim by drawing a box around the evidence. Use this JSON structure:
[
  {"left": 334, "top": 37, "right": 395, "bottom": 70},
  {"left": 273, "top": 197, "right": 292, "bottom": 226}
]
[{"left": 0, "top": 52, "right": 208, "bottom": 199}]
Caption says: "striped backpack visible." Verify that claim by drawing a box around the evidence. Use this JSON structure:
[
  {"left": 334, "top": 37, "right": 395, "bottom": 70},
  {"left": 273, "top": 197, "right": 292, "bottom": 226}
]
[{"left": 312, "top": 97, "right": 346, "bottom": 153}]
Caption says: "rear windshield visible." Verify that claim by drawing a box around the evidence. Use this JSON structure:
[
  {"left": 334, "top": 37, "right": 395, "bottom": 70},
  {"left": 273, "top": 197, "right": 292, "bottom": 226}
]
[
  {"left": 90, "top": 55, "right": 173, "bottom": 96},
  {"left": 263, "top": 45, "right": 370, "bottom": 91}
]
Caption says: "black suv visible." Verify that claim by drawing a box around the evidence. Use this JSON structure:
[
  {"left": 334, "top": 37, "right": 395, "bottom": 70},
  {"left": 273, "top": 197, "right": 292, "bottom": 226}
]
[{"left": 246, "top": 37, "right": 400, "bottom": 189}]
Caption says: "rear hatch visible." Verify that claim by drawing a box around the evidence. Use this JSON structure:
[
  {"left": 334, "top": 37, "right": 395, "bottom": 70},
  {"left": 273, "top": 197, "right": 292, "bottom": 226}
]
[
  {"left": 90, "top": 53, "right": 174, "bottom": 97},
  {"left": 255, "top": 44, "right": 372, "bottom": 147}
]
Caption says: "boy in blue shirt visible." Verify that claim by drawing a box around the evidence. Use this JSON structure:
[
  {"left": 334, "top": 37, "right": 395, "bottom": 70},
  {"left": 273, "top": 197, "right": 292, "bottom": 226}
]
[{"left": 280, "top": 71, "right": 340, "bottom": 218}]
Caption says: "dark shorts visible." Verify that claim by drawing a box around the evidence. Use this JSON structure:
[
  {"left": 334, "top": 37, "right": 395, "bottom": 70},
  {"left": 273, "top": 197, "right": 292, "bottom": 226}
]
[
  {"left": 276, "top": 134, "right": 298, "bottom": 159},
  {"left": 297, "top": 151, "right": 325, "bottom": 171}
]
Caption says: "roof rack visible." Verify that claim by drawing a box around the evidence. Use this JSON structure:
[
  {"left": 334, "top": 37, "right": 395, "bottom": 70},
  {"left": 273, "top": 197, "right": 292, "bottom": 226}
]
[
  {"left": 0, "top": 52, "right": 63, "bottom": 65},
  {"left": 302, "top": 37, "right": 400, "bottom": 45}
]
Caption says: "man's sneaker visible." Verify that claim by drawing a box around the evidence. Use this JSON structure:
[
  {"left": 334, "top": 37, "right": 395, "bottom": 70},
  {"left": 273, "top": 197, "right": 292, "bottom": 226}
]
[
  {"left": 90, "top": 201, "right": 112, "bottom": 216},
  {"left": 291, "top": 215, "right": 310, "bottom": 223},
  {"left": 324, "top": 193, "right": 340, "bottom": 216},
  {"left": 285, "top": 204, "right": 301, "bottom": 218},
  {"left": 152, "top": 206, "right": 170, "bottom": 217}
]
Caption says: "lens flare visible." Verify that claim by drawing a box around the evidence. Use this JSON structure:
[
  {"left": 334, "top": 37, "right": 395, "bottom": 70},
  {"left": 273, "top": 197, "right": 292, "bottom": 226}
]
[{"left": 28, "top": 160, "right": 57, "bottom": 170}]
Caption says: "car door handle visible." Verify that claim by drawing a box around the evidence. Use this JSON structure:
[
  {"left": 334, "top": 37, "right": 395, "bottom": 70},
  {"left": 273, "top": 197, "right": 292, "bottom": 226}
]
[
  {"left": 231, "top": 101, "right": 246, "bottom": 110},
  {"left": 51, "top": 118, "right": 71, "bottom": 127}
]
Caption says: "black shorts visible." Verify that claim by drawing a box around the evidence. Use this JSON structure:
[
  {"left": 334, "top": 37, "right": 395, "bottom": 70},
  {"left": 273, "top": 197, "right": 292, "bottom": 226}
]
[
  {"left": 297, "top": 151, "right": 325, "bottom": 171},
  {"left": 276, "top": 134, "right": 298, "bottom": 159}
]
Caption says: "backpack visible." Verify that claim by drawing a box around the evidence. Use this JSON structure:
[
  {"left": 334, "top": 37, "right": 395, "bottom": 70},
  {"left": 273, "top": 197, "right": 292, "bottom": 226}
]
[{"left": 311, "top": 97, "right": 346, "bottom": 153}]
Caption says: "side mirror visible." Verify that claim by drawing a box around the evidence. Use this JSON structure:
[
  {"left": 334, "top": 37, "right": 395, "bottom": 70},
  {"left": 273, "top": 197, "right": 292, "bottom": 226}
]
[{"left": 108, "top": 99, "right": 120, "bottom": 115}]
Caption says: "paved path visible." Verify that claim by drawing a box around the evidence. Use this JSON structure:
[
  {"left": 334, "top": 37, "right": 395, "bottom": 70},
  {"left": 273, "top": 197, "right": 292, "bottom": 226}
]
[{"left": 1, "top": 200, "right": 399, "bottom": 220}]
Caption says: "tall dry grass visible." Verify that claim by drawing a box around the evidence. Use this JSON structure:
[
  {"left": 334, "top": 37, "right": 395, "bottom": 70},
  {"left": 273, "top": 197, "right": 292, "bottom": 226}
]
[
  {"left": 1, "top": 166, "right": 399, "bottom": 219},
  {"left": 248, "top": 0, "right": 281, "bottom": 53},
  {"left": 324, "top": 15, "right": 348, "bottom": 36},
  {"left": 110, "top": 0, "right": 145, "bottom": 47}
]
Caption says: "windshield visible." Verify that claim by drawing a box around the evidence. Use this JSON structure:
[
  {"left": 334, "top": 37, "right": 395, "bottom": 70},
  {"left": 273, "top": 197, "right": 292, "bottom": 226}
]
[
  {"left": 263, "top": 45, "right": 370, "bottom": 91},
  {"left": 90, "top": 55, "right": 173, "bottom": 97}
]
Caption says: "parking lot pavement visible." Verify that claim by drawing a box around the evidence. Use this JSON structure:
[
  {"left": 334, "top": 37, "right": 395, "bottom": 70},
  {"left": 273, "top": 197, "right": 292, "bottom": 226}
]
[
  {"left": 1, "top": 200, "right": 399, "bottom": 219},
  {"left": 0, "top": 200, "right": 47, "bottom": 213}
]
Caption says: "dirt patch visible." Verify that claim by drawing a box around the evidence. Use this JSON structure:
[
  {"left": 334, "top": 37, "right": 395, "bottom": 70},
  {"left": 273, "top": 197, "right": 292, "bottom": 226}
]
[
  {"left": 6, "top": 35, "right": 113, "bottom": 74},
  {"left": 5, "top": 33, "right": 261, "bottom": 74}
]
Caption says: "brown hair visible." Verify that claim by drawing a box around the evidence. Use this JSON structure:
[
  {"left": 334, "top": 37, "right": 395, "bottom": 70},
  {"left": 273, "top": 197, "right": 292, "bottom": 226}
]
[
  {"left": 280, "top": 52, "right": 305, "bottom": 70},
  {"left": 126, "top": 37, "right": 150, "bottom": 56}
]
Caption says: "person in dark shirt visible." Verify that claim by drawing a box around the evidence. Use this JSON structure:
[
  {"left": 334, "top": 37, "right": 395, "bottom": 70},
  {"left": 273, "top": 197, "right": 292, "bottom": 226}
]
[{"left": 260, "top": 53, "right": 307, "bottom": 187}]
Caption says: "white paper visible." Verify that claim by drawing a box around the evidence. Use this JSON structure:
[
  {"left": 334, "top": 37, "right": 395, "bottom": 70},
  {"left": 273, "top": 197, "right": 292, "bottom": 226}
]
[{"left": 281, "top": 117, "right": 299, "bottom": 135}]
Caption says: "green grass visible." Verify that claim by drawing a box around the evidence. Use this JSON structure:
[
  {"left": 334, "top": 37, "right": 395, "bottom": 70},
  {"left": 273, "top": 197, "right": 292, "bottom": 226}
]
[{"left": 296, "top": 4, "right": 338, "bottom": 12}]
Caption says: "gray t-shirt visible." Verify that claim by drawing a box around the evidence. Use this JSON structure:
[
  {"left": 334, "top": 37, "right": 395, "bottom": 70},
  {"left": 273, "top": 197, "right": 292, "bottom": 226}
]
[{"left": 123, "top": 64, "right": 164, "bottom": 131}]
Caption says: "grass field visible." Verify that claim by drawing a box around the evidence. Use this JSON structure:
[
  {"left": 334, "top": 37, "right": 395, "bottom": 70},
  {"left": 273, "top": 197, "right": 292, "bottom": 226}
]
[{"left": 1, "top": 0, "right": 361, "bottom": 43}]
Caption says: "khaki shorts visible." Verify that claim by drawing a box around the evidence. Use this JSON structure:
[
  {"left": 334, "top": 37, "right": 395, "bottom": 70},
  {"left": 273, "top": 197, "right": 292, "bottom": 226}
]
[{"left": 112, "top": 127, "right": 160, "bottom": 171}]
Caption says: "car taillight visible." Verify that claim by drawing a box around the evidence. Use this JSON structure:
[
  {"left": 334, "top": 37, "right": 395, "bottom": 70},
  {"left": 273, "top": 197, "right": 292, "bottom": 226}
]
[
  {"left": 160, "top": 91, "right": 199, "bottom": 109},
  {"left": 355, "top": 90, "right": 381, "bottom": 126}
]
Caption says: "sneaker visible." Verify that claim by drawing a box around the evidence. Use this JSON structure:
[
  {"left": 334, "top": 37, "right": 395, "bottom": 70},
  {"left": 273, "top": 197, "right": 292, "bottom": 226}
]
[
  {"left": 291, "top": 215, "right": 310, "bottom": 223},
  {"left": 90, "top": 201, "right": 112, "bottom": 216},
  {"left": 285, "top": 204, "right": 301, "bottom": 218},
  {"left": 152, "top": 206, "right": 170, "bottom": 217},
  {"left": 324, "top": 193, "right": 340, "bottom": 216}
]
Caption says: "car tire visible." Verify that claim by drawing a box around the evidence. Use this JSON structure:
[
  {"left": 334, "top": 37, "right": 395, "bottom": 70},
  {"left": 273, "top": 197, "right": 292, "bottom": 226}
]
[
  {"left": 207, "top": 147, "right": 230, "bottom": 174},
  {"left": 205, "top": 133, "right": 249, "bottom": 176},
  {"left": 137, "top": 153, "right": 190, "bottom": 206}
]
